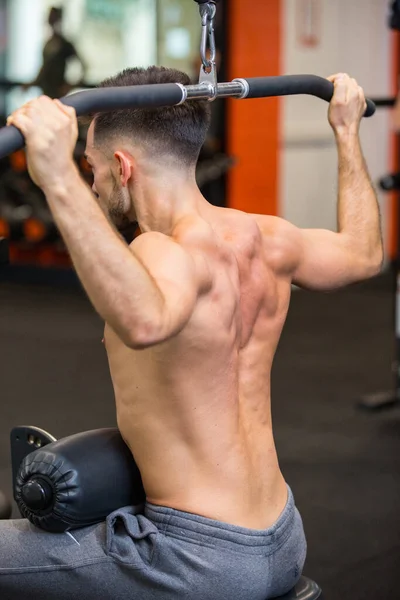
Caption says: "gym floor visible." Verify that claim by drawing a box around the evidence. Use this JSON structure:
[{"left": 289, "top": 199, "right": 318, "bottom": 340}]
[{"left": 0, "top": 272, "right": 399, "bottom": 600}]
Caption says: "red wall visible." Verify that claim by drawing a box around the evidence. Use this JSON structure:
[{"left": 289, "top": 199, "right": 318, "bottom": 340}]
[{"left": 226, "top": 0, "right": 282, "bottom": 216}]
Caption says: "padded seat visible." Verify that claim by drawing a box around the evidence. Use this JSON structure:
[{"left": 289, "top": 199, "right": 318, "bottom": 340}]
[{"left": 273, "top": 577, "right": 323, "bottom": 599}]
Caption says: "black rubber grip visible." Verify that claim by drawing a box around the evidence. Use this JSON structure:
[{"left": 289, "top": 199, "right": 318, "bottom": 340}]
[
  {"left": 243, "top": 75, "right": 376, "bottom": 117},
  {"left": 193, "top": 0, "right": 219, "bottom": 4},
  {"left": 0, "top": 83, "right": 185, "bottom": 160}
]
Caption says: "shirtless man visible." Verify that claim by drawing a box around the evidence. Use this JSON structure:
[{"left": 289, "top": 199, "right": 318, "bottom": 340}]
[{"left": 0, "top": 67, "right": 382, "bottom": 600}]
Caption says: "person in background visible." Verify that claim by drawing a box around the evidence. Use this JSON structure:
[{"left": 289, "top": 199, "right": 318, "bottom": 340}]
[{"left": 22, "top": 6, "right": 86, "bottom": 99}]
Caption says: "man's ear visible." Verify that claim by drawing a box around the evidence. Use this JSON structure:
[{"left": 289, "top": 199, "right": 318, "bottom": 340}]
[{"left": 114, "top": 151, "right": 134, "bottom": 187}]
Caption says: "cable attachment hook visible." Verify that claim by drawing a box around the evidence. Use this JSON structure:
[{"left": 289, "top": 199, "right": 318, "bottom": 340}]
[{"left": 198, "top": 2, "right": 218, "bottom": 100}]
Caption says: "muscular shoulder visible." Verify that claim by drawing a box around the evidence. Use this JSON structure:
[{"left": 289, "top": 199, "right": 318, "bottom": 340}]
[
  {"left": 252, "top": 214, "right": 293, "bottom": 237},
  {"left": 251, "top": 214, "right": 301, "bottom": 274},
  {"left": 219, "top": 210, "right": 294, "bottom": 254}
]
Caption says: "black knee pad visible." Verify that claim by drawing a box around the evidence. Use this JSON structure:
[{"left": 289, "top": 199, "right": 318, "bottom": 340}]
[{"left": 14, "top": 428, "right": 145, "bottom": 532}]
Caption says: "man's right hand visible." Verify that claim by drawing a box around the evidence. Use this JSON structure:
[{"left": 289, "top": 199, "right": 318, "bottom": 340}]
[{"left": 327, "top": 73, "right": 367, "bottom": 136}]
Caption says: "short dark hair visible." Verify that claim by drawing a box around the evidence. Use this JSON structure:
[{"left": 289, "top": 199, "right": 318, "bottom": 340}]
[{"left": 93, "top": 66, "right": 212, "bottom": 166}]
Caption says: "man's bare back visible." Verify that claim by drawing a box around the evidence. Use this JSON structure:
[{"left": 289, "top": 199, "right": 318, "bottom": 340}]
[{"left": 105, "top": 207, "right": 290, "bottom": 530}]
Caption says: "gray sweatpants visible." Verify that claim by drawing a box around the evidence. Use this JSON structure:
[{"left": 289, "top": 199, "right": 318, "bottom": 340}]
[{"left": 0, "top": 486, "right": 306, "bottom": 600}]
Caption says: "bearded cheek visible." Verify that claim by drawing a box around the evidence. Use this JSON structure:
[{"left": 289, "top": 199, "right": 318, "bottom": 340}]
[{"left": 108, "top": 187, "right": 127, "bottom": 219}]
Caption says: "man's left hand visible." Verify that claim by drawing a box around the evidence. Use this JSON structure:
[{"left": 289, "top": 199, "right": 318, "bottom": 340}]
[{"left": 7, "top": 96, "right": 78, "bottom": 191}]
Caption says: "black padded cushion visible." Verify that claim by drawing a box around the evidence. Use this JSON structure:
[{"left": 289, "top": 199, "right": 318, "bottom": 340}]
[
  {"left": 14, "top": 428, "right": 145, "bottom": 532},
  {"left": 273, "top": 577, "right": 323, "bottom": 599}
]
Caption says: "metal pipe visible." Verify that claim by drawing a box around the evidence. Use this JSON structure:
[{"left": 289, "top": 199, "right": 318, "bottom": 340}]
[
  {"left": 0, "top": 76, "right": 377, "bottom": 160},
  {"left": 185, "top": 81, "right": 246, "bottom": 101}
]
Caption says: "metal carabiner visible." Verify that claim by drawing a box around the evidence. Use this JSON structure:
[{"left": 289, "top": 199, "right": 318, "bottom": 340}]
[
  {"left": 199, "top": 2, "right": 217, "bottom": 70},
  {"left": 198, "top": 2, "right": 218, "bottom": 99}
]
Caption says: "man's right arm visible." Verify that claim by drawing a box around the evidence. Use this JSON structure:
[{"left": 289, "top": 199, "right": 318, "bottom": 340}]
[{"left": 257, "top": 74, "right": 383, "bottom": 291}]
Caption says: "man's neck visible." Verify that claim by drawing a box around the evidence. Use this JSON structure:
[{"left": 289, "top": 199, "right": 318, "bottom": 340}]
[{"left": 131, "top": 174, "right": 207, "bottom": 236}]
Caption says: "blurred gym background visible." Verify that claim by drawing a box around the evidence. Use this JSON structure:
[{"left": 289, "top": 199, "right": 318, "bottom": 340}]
[{"left": 1, "top": 1, "right": 400, "bottom": 599}]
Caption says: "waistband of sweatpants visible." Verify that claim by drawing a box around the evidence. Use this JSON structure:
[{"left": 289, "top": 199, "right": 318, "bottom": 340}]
[{"left": 144, "top": 485, "right": 296, "bottom": 553}]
